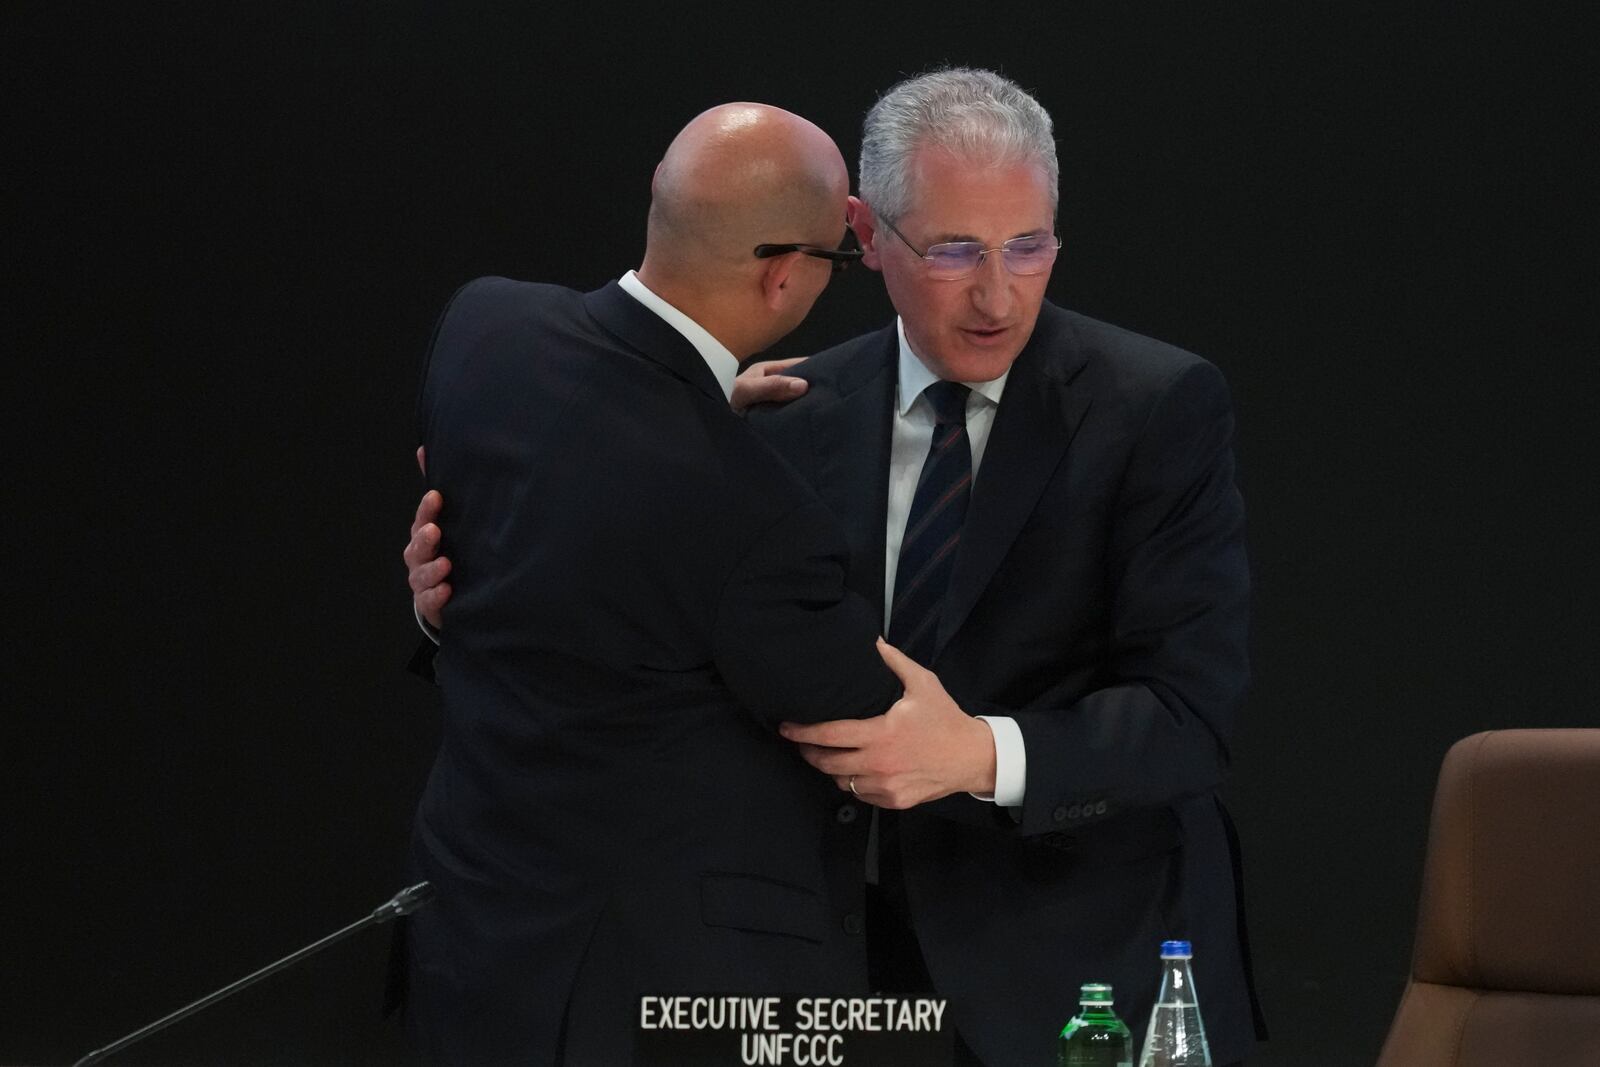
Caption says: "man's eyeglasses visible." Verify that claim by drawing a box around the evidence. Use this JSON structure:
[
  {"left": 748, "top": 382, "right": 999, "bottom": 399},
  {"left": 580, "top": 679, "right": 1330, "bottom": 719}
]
[
  {"left": 753, "top": 229, "right": 864, "bottom": 273},
  {"left": 884, "top": 218, "right": 1061, "bottom": 281}
]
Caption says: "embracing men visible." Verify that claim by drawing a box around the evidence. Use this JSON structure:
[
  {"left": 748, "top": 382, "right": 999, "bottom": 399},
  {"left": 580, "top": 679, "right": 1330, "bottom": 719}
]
[{"left": 401, "top": 68, "right": 1263, "bottom": 1066}]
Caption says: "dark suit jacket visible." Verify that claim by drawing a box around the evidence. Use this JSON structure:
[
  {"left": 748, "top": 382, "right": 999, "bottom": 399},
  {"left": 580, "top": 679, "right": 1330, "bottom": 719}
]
[
  {"left": 747, "top": 300, "right": 1262, "bottom": 1066},
  {"left": 402, "top": 278, "right": 898, "bottom": 1065}
]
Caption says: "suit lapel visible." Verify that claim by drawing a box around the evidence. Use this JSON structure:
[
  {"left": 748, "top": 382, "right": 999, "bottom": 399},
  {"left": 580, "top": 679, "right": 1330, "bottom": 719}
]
[
  {"left": 581, "top": 282, "right": 727, "bottom": 404},
  {"left": 808, "top": 330, "right": 897, "bottom": 620},
  {"left": 937, "top": 304, "right": 1093, "bottom": 653}
]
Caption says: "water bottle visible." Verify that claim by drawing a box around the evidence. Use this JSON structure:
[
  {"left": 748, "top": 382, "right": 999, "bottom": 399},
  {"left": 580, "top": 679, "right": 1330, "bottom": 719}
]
[
  {"left": 1058, "top": 982, "right": 1132, "bottom": 1066},
  {"left": 1136, "top": 940, "right": 1212, "bottom": 1067}
]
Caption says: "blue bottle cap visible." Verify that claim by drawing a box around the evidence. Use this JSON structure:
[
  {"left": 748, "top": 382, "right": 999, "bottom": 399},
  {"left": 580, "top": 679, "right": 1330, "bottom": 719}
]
[{"left": 1160, "top": 940, "right": 1193, "bottom": 958}]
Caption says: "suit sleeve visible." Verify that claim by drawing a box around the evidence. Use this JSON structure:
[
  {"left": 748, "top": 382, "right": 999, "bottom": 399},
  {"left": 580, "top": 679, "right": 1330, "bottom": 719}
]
[
  {"left": 402, "top": 279, "right": 483, "bottom": 685},
  {"left": 1002, "top": 360, "right": 1250, "bottom": 836},
  {"left": 711, "top": 498, "right": 900, "bottom": 728}
]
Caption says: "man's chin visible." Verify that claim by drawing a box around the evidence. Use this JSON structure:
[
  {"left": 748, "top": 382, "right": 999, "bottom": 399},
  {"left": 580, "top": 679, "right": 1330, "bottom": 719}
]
[{"left": 936, "top": 340, "right": 1024, "bottom": 383}]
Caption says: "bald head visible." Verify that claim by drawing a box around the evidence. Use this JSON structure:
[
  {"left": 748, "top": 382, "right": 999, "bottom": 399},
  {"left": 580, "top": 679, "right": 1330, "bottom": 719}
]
[{"left": 645, "top": 103, "right": 848, "bottom": 282}]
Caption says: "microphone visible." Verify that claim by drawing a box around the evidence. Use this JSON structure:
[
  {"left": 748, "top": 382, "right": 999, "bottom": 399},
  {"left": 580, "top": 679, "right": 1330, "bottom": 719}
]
[{"left": 72, "top": 881, "right": 433, "bottom": 1067}]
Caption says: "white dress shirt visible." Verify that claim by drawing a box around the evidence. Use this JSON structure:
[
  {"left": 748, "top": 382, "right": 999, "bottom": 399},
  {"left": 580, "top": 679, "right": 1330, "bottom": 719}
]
[
  {"left": 887, "top": 319, "right": 1027, "bottom": 808},
  {"left": 617, "top": 270, "right": 739, "bottom": 401}
]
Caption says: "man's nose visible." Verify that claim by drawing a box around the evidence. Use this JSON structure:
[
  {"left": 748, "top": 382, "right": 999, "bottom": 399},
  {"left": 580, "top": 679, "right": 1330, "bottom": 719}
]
[{"left": 968, "top": 252, "right": 1016, "bottom": 319}]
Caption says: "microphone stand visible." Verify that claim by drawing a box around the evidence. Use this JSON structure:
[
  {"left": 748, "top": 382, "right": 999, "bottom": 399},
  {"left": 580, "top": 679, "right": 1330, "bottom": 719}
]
[{"left": 72, "top": 881, "right": 433, "bottom": 1067}]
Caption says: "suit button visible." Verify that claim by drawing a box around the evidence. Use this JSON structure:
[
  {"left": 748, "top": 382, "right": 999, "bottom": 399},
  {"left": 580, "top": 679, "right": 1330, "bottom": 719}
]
[
  {"left": 836, "top": 803, "right": 859, "bottom": 825},
  {"left": 842, "top": 912, "right": 864, "bottom": 935},
  {"left": 1067, "top": 804, "right": 1082, "bottom": 820},
  {"left": 1093, "top": 800, "right": 1108, "bottom": 816},
  {"left": 1053, "top": 805, "right": 1069, "bottom": 823}
]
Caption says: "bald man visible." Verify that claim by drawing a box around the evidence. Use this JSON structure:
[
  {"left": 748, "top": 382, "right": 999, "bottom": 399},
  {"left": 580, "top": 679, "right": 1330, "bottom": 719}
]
[{"left": 393, "top": 105, "right": 931, "bottom": 1065}]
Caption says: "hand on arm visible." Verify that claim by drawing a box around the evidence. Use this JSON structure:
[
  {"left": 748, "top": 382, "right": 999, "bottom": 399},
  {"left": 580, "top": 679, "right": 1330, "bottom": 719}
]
[
  {"left": 405, "top": 447, "right": 453, "bottom": 631},
  {"left": 779, "top": 639, "right": 997, "bottom": 810},
  {"left": 731, "top": 357, "right": 808, "bottom": 413}
]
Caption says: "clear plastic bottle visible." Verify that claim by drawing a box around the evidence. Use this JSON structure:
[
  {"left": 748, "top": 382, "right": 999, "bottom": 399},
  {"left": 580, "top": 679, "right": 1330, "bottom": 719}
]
[
  {"left": 1058, "top": 982, "right": 1133, "bottom": 1066},
  {"left": 1136, "top": 940, "right": 1212, "bottom": 1067}
]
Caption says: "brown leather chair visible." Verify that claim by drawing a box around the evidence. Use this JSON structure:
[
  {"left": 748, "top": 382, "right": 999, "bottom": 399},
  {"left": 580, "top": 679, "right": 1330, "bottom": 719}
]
[{"left": 1376, "top": 729, "right": 1600, "bottom": 1066}]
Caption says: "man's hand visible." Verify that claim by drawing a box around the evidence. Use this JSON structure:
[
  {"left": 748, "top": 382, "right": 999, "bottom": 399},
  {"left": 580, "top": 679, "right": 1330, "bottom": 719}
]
[
  {"left": 732, "top": 356, "right": 808, "bottom": 413},
  {"left": 779, "top": 639, "right": 997, "bottom": 809},
  {"left": 405, "top": 447, "right": 453, "bottom": 630}
]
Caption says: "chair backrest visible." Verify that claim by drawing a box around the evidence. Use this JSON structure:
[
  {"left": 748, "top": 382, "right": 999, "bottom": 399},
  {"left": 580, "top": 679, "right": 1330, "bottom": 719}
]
[{"left": 1376, "top": 729, "right": 1600, "bottom": 1067}]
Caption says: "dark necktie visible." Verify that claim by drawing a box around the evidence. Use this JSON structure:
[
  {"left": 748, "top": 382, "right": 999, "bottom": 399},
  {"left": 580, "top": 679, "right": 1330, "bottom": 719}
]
[
  {"left": 866, "top": 380, "right": 973, "bottom": 983},
  {"left": 887, "top": 380, "right": 972, "bottom": 665}
]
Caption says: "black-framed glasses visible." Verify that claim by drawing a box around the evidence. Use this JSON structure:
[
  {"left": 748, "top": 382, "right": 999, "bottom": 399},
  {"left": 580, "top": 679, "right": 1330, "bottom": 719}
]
[
  {"left": 883, "top": 217, "right": 1061, "bottom": 280},
  {"left": 753, "top": 228, "right": 863, "bottom": 273}
]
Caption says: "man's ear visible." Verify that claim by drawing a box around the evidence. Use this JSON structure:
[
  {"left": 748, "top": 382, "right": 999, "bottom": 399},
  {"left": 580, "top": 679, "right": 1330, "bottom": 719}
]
[
  {"left": 848, "top": 196, "right": 885, "bottom": 272},
  {"left": 758, "top": 252, "right": 798, "bottom": 310}
]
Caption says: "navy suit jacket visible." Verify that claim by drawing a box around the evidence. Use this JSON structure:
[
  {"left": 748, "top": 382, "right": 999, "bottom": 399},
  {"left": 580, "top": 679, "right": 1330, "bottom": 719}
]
[
  {"left": 747, "top": 300, "right": 1263, "bottom": 1066},
  {"left": 401, "top": 278, "right": 898, "bottom": 1064}
]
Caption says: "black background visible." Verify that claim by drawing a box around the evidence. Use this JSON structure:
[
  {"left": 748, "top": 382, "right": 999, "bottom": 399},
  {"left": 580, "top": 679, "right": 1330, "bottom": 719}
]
[{"left": 7, "top": 3, "right": 1593, "bottom": 1064}]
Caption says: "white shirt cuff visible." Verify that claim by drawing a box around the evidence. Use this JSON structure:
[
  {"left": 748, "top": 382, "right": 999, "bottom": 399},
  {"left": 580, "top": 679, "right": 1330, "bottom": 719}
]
[
  {"left": 971, "top": 715, "right": 1026, "bottom": 808},
  {"left": 415, "top": 603, "right": 441, "bottom": 645}
]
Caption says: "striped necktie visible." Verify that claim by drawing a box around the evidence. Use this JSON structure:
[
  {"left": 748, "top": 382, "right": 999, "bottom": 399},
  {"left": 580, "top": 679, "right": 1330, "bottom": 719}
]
[{"left": 887, "top": 379, "right": 972, "bottom": 665}]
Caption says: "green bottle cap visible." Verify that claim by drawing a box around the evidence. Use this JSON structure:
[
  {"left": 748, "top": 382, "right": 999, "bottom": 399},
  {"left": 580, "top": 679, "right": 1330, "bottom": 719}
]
[{"left": 1079, "top": 983, "right": 1114, "bottom": 1004}]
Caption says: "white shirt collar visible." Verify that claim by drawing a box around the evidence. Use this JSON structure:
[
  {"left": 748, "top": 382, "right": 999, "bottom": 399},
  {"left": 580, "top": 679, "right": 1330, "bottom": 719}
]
[
  {"left": 894, "top": 317, "right": 1010, "bottom": 416},
  {"left": 617, "top": 270, "right": 739, "bottom": 402}
]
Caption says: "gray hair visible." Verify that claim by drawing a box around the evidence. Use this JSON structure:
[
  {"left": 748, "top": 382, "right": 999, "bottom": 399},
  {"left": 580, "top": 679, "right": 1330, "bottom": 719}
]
[{"left": 859, "top": 67, "right": 1059, "bottom": 224}]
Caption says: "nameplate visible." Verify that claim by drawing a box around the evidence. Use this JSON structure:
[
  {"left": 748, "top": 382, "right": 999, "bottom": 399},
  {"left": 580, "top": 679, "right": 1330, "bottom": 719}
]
[{"left": 635, "top": 994, "right": 952, "bottom": 1066}]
